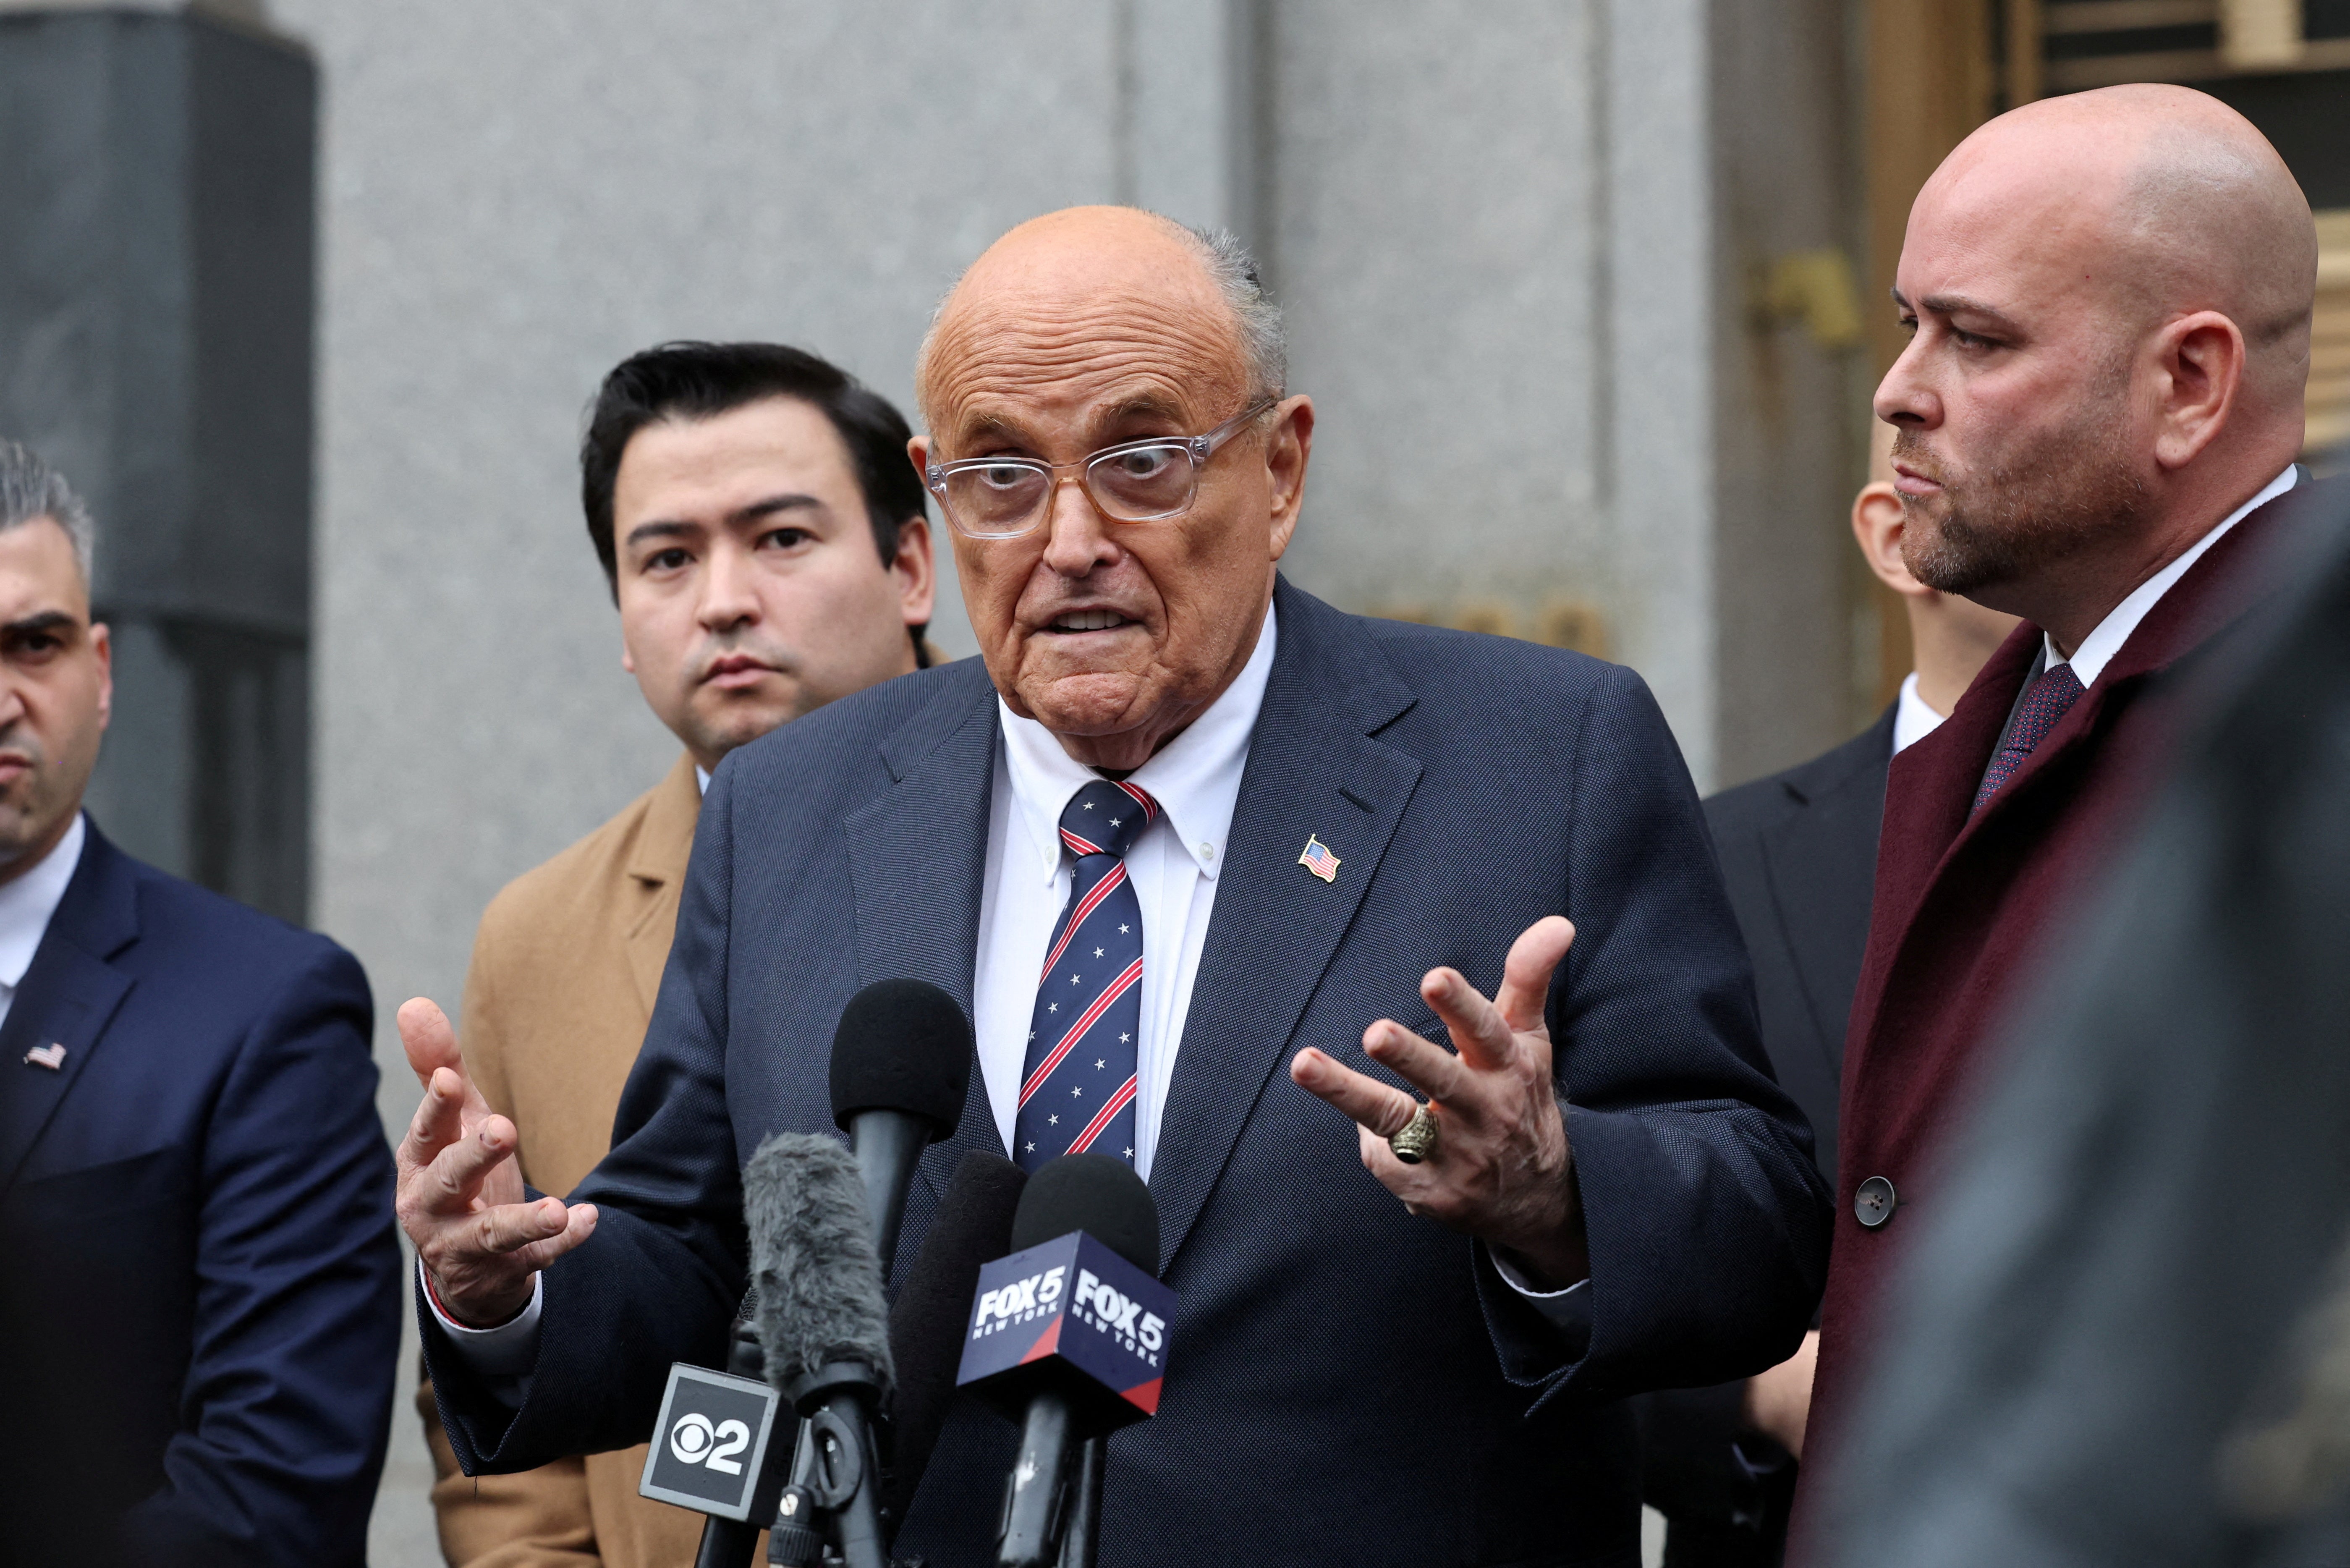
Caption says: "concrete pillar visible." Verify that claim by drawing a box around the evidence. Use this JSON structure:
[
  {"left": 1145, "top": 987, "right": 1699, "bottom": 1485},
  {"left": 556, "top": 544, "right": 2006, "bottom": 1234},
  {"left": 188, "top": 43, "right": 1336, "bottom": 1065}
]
[{"left": 0, "top": 2, "right": 315, "bottom": 919}]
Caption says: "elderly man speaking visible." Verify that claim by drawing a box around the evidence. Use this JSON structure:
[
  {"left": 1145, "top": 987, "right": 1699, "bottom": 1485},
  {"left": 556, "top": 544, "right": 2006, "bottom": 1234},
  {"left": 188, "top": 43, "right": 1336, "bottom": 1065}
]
[{"left": 400, "top": 208, "right": 1828, "bottom": 1567}]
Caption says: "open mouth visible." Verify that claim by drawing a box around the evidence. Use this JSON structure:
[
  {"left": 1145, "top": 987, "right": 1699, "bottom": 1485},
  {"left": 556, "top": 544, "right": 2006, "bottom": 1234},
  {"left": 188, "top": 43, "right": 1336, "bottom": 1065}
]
[{"left": 1045, "top": 609, "right": 1137, "bottom": 633}]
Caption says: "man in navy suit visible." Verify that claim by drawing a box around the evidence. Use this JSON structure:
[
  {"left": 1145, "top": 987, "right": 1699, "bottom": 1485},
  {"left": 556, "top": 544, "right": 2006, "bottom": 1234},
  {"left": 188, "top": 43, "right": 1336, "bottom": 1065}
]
[
  {"left": 399, "top": 208, "right": 1830, "bottom": 1567},
  {"left": 0, "top": 441, "right": 400, "bottom": 1565}
]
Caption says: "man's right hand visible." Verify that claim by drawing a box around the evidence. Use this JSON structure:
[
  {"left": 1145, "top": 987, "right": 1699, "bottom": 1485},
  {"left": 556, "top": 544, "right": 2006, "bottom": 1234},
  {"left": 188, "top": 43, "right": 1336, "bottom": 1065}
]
[{"left": 395, "top": 997, "right": 597, "bottom": 1327}]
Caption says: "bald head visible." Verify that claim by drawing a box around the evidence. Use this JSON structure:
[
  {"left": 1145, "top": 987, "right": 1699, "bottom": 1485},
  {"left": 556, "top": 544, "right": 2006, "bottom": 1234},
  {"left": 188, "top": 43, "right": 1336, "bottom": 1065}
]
[
  {"left": 1925, "top": 84, "right": 2315, "bottom": 407},
  {"left": 1875, "top": 86, "right": 2315, "bottom": 648},
  {"left": 916, "top": 207, "right": 1281, "bottom": 437}
]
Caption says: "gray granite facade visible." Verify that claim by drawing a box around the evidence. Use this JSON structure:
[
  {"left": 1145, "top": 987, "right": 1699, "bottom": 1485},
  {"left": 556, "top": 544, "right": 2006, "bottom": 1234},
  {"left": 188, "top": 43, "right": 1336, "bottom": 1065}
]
[{"left": 3, "top": 4, "right": 1863, "bottom": 1560}]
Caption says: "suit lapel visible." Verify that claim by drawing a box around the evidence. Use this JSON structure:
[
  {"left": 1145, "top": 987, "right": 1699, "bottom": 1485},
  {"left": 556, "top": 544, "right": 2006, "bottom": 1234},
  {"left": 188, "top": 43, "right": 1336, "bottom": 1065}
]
[
  {"left": 1149, "top": 583, "right": 1421, "bottom": 1271},
  {"left": 0, "top": 826, "right": 139, "bottom": 1194},
  {"left": 843, "top": 665, "right": 1005, "bottom": 1196},
  {"left": 1756, "top": 709, "right": 1892, "bottom": 1083},
  {"left": 623, "top": 754, "right": 704, "bottom": 1015}
]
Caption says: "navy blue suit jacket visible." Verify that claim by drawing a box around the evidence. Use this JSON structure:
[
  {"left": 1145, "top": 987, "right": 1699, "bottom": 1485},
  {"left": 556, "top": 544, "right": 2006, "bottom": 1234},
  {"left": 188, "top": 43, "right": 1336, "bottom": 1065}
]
[
  {"left": 0, "top": 822, "right": 400, "bottom": 1566},
  {"left": 427, "top": 581, "right": 1830, "bottom": 1568}
]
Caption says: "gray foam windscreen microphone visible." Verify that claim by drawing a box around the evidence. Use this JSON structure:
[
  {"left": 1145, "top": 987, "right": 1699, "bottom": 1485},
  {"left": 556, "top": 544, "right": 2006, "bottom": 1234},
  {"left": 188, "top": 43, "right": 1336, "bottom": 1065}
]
[{"left": 744, "top": 1131, "right": 896, "bottom": 1395}]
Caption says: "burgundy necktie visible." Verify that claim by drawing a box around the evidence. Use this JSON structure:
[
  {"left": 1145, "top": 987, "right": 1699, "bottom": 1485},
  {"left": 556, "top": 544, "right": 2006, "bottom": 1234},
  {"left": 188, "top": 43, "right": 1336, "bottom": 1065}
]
[{"left": 1971, "top": 662, "right": 2085, "bottom": 816}]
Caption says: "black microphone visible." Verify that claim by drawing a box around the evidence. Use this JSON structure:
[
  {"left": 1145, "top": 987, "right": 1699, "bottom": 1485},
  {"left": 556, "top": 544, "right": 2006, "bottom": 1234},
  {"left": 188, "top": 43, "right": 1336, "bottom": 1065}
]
[
  {"left": 830, "top": 979, "right": 973, "bottom": 1270},
  {"left": 746, "top": 1132, "right": 896, "bottom": 1568},
  {"left": 959, "top": 1153, "right": 1170, "bottom": 1568},
  {"left": 882, "top": 1148, "right": 1029, "bottom": 1533}
]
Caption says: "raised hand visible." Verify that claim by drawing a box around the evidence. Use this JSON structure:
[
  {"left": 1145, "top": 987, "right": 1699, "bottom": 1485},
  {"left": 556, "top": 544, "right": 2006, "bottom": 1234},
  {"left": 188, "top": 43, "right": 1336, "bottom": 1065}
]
[
  {"left": 1289, "top": 915, "right": 1588, "bottom": 1288},
  {"left": 393, "top": 997, "right": 597, "bottom": 1327}
]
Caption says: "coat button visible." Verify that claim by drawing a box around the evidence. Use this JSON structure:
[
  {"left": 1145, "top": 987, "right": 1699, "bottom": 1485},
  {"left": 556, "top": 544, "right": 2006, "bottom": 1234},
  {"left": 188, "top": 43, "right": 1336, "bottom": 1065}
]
[{"left": 1854, "top": 1175, "right": 1898, "bottom": 1229}]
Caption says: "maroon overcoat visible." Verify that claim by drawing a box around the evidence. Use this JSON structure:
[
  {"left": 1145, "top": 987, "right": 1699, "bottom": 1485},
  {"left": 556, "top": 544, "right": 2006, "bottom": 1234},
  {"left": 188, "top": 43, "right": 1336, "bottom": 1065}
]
[{"left": 1796, "top": 481, "right": 2323, "bottom": 1539}]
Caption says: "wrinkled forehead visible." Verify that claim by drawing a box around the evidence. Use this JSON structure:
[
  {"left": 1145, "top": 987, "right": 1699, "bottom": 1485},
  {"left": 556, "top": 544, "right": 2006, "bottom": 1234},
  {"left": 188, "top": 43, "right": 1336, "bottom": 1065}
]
[
  {"left": 1903, "top": 149, "right": 2132, "bottom": 318},
  {"left": 924, "top": 275, "right": 1249, "bottom": 454}
]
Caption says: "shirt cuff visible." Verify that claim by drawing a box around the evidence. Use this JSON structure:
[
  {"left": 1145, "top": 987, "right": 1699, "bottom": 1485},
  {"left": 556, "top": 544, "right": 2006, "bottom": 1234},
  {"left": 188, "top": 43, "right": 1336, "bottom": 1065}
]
[
  {"left": 1488, "top": 1249, "right": 1591, "bottom": 1330},
  {"left": 420, "top": 1258, "right": 543, "bottom": 1377}
]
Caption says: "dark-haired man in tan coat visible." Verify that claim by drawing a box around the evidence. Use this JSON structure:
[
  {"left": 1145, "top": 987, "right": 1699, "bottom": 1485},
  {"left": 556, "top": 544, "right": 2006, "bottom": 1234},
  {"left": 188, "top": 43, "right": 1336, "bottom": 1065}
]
[{"left": 418, "top": 340, "right": 937, "bottom": 1568}]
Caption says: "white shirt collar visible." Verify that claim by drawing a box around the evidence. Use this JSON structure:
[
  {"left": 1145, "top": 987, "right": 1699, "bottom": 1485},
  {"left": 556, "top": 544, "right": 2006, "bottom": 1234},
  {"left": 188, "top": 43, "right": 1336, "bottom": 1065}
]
[
  {"left": 1891, "top": 670, "right": 1947, "bottom": 757},
  {"left": 999, "top": 602, "right": 1278, "bottom": 887},
  {"left": 695, "top": 766, "right": 710, "bottom": 797},
  {"left": 2050, "top": 464, "right": 2297, "bottom": 688},
  {"left": 0, "top": 812, "right": 86, "bottom": 989}
]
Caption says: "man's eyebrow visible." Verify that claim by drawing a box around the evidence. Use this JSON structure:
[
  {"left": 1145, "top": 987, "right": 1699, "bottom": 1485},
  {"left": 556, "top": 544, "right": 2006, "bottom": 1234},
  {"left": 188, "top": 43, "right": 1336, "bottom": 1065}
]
[
  {"left": 950, "top": 395, "right": 1193, "bottom": 454},
  {"left": 623, "top": 519, "right": 699, "bottom": 549},
  {"left": 730, "top": 493, "right": 824, "bottom": 525},
  {"left": 950, "top": 413, "right": 1035, "bottom": 450},
  {"left": 1916, "top": 292, "right": 2019, "bottom": 328},
  {"left": 1098, "top": 391, "right": 1189, "bottom": 425},
  {"left": 0, "top": 610, "right": 76, "bottom": 639}
]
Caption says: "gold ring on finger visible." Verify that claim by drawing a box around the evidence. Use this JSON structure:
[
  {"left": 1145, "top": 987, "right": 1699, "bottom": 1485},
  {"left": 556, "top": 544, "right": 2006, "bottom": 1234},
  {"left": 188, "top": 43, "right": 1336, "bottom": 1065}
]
[{"left": 1388, "top": 1101, "right": 1439, "bottom": 1165}]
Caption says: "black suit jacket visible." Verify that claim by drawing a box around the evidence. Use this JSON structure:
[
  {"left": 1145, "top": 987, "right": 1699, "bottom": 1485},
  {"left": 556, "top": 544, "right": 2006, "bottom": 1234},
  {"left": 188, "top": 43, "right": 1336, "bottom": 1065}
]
[
  {"left": 0, "top": 822, "right": 401, "bottom": 1566},
  {"left": 425, "top": 580, "right": 1831, "bottom": 1568},
  {"left": 1701, "top": 702, "right": 1895, "bottom": 1190},
  {"left": 1635, "top": 707, "right": 1894, "bottom": 1564}
]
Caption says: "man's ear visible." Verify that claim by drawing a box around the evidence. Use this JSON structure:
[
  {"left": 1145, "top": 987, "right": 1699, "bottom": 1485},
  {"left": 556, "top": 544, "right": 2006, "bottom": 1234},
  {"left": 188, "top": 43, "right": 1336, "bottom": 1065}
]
[
  {"left": 90, "top": 621, "right": 112, "bottom": 731},
  {"left": 1850, "top": 481, "right": 1931, "bottom": 599},
  {"left": 2151, "top": 311, "right": 2245, "bottom": 472},
  {"left": 1264, "top": 395, "right": 1315, "bottom": 561},
  {"left": 892, "top": 516, "right": 937, "bottom": 627}
]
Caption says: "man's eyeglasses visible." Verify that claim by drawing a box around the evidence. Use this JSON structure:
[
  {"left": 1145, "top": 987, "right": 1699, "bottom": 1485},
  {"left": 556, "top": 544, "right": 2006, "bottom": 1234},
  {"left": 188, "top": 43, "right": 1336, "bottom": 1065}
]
[{"left": 925, "top": 398, "right": 1277, "bottom": 540}]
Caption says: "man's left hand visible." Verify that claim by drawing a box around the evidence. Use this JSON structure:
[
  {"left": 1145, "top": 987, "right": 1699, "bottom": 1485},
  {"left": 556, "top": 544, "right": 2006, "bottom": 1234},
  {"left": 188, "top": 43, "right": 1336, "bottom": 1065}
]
[{"left": 1290, "top": 915, "right": 1588, "bottom": 1288}]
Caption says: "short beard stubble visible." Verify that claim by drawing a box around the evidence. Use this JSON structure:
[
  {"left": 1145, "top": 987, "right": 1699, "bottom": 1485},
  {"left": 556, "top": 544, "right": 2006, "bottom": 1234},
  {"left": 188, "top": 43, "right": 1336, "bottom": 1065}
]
[{"left": 1895, "top": 358, "right": 2150, "bottom": 599}]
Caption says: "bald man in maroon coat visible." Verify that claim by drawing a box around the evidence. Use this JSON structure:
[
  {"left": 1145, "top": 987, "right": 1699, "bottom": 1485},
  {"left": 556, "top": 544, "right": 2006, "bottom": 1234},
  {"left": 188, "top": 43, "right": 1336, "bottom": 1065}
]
[{"left": 1793, "top": 83, "right": 2332, "bottom": 1543}]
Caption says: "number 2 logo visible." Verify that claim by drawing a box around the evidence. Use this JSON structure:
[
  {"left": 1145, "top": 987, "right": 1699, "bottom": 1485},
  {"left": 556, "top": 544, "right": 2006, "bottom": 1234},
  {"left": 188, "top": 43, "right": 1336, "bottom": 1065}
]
[{"left": 669, "top": 1411, "right": 751, "bottom": 1476}]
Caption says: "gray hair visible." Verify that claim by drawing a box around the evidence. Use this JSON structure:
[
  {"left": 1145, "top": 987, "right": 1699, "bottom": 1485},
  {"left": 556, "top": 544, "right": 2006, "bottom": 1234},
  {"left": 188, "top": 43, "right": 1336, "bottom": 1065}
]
[
  {"left": 914, "top": 210, "right": 1286, "bottom": 428},
  {"left": 1176, "top": 220, "right": 1286, "bottom": 404},
  {"left": 0, "top": 441, "right": 94, "bottom": 583}
]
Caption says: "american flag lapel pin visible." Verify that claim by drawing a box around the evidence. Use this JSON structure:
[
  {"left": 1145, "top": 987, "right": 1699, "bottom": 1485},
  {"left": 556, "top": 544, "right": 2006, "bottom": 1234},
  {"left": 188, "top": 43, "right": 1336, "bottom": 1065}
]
[
  {"left": 1298, "top": 835, "right": 1341, "bottom": 884},
  {"left": 24, "top": 1042, "right": 65, "bottom": 1070}
]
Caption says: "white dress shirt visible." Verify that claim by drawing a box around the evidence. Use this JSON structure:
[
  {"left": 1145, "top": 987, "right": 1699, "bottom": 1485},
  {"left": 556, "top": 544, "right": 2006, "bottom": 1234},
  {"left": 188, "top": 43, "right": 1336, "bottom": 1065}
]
[
  {"left": 1891, "top": 671, "right": 1947, "bottom": 757},
  {"left": 0, "top": 812, "right": 86, "bottom": 1032},
  {"left": 972, "top": 603, "right": 1275, "bottom": 1181},
  {"left": 2049, "top": 464, "right": 2296, "bottom": 688}
]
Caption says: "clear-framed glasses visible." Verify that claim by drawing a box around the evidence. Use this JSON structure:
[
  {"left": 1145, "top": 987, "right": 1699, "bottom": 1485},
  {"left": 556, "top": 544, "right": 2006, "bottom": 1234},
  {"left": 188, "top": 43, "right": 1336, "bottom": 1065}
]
[{"left": 925, "top": 397, "right": 1277, "bottom": 540}]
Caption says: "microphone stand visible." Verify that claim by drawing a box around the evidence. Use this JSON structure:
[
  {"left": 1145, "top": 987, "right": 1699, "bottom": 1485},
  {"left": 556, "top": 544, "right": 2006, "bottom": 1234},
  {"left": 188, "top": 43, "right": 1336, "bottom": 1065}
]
[
  {"left": 765, "top": 1361, "right": 889, "bottom": 1568},
  {"left": 693, "top": 1321, "right": 775, "bottom": 1568},
  {"left": 1057, "top": 1437, "right": 1104, "bottom": 1568}
]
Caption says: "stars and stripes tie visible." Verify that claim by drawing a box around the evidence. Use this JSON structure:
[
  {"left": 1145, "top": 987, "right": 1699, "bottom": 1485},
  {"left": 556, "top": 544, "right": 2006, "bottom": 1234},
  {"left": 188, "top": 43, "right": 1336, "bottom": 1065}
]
[
  {"left": 1971, "top": 662, "right": 2086, "bottom": 816},
  {"left": 1014, "top": 779, "right": 1157, "bottom": 1173}
]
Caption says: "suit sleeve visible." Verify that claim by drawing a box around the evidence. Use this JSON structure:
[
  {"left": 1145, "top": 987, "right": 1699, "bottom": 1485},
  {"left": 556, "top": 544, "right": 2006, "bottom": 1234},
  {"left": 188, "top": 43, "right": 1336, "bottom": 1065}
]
[
  {"left": 418, "top": 1373, "right": 601, "bottom": 1565},
  {"left": 1473, "top": 663, "right": 1832, "bottom": 1408},
  {"left": 424, "top": 767, "right": 746, "bottom": 1473},
  {"left": 417, "top": 920, "right": 605, "bottom": 1562},
  {"left": 118, "top": 944, "right": 404, "bottom": 1563}
]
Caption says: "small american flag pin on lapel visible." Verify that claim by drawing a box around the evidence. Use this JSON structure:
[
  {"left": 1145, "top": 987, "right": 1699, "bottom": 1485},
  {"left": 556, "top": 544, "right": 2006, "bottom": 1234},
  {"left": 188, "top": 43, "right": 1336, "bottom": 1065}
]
[
  {"left": 1298, "top": 835, "right": 1341, "bottom": 884},
  {"left": 24, "top": 1042, "right": 66, "bottom": 1070}
]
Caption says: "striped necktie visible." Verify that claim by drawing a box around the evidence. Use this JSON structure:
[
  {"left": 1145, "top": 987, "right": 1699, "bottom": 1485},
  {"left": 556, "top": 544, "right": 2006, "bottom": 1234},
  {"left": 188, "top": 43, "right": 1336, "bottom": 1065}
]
[
  {"left": 1014, "top": 779, "right": 1157, "bottom": 1172},
  {"left": 1971, "top": 662, "right": 2086, "bottom": 816}
]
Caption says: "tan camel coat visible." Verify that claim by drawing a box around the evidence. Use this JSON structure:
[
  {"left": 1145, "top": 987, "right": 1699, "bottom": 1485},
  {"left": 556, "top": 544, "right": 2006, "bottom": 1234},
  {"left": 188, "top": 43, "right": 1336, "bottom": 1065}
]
[{"left": 416, "top": 753, "right": 733, "bottom": 1568}]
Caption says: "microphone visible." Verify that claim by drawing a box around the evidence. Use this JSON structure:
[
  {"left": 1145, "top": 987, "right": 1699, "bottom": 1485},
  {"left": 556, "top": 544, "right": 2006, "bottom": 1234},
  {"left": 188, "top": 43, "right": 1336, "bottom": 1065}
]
[
  {"left": 746, "top": 1132, "right": 896, "bottom": 1568},
  {"left": 830, "top": 979, "right": 974, "bottom": 1269},
  {"left": 882, "top": 1148, "right": 1029, "bottom": 1532},
  {"left": 958, "top": 1153, "right": 1173, "bottom": 1568}
]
